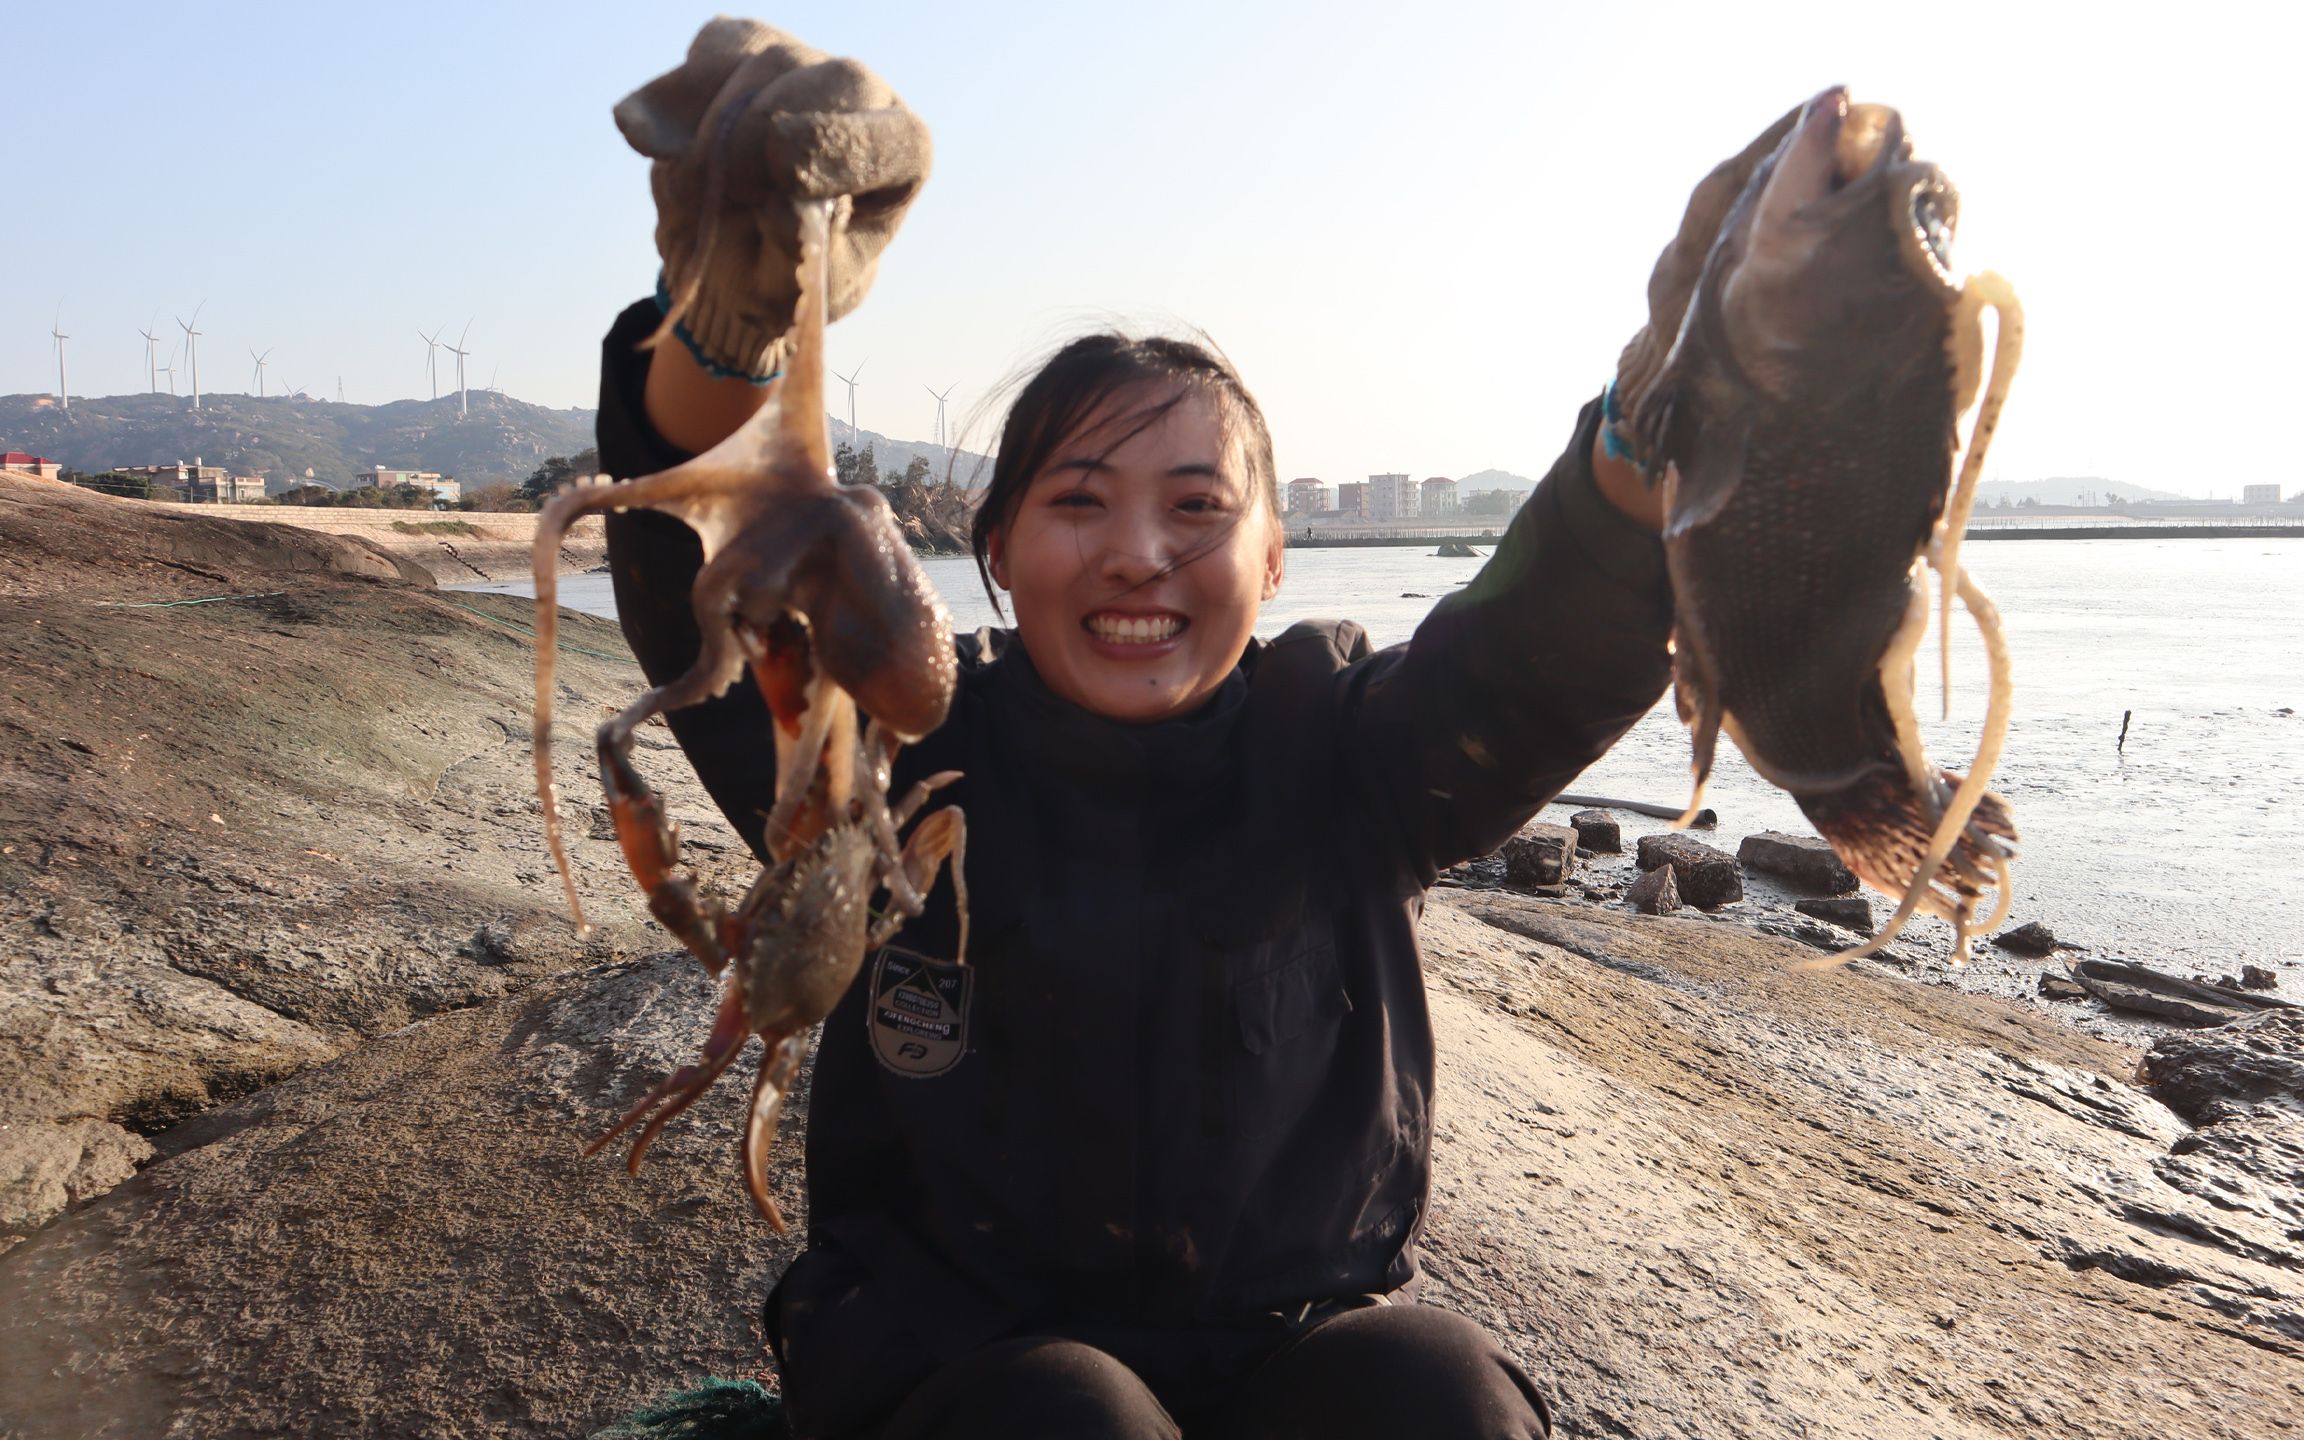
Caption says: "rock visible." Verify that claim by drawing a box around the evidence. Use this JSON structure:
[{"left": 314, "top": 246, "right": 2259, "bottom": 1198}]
[
  {"left": 2065, "top": 959, "right": 2297, "bottom": 1028},
  {"left": 1567, "top": 809, "right": 1621, "bottom": 855},
  {"left": 1424, "top": 893, "right": 2303, "bottom": 1435},
  {"left": 1794, "top": 896, "right": 1874, "bottom": 935},
  {"left": 1435, "top": 540, "right": 1478, "bottom": 558},
  {"left": 2144, "top": 1009, "right": 2304, "bottom": 1125},
  {"left": 1633, "top": 834, "right": 1742, "bottom": 908},
  {"left": 1994, "top": 920, "right": 2061, "bottom": 956},
  {"left": 1625, "top": 864, "right": 1680, "bottom": 915},
  {"left": 1735, "top": 831, "right": 1858, "bottom": 894},
  {"left": 1501, "top": 824, "right": 1578, "bottom": 891},
  {"left": 0, "top": 953, "right": 802, "bottom": 1440},
  {"left": 2039, "top": 972, "right": 2089, "bottom": 1002},
  {"left": 2241, "top": 965, "right": 2279, "bottom": 992}
]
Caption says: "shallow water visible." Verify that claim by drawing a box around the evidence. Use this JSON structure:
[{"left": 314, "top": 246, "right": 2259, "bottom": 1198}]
[{"left": 463, "top": 537, "right": 2304, "bottom": 980}]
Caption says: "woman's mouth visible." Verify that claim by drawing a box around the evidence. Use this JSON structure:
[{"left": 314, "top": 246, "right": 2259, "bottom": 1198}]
[{"left": 1084, "top": 611, "right": 1187, "bottom": 646}]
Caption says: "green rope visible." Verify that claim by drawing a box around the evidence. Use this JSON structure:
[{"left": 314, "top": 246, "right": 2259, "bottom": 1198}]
[
  {"left": 448, "top": 599, "right": 632, "bottom": 663},
  {"left": 94, "top": 590, "right": 287, "bottom": 609},
  {"left": 589, "top": 1379, "right": 783, "bottom": 1440}
]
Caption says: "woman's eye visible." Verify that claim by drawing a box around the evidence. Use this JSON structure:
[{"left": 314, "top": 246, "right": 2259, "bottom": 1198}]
[
  {"left": 1175, "top": 496, "right": 1225, "bottom": 516},
  {"left": 1048, "top": 490, "right": 1100, "bottom": 510}
]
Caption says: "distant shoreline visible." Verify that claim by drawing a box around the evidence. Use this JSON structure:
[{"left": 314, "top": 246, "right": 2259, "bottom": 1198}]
[{"left": 1285, "top": 523, "right": 2304, "bottom": 548}]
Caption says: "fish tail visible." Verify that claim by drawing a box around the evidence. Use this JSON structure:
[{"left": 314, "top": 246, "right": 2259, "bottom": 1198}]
[{"left": 1795, "top": 767, "right": 2018, "bottom": 971}]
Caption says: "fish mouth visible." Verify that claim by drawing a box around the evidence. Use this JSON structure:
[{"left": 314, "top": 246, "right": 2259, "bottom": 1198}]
[{"left": 1775, "top": 88, "right": 1961, "bottom": 291}]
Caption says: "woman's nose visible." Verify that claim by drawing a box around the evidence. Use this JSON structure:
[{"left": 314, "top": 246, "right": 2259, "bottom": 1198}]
[{"left": 1095, "top": 504, "right": 1174, "bottom": 583}]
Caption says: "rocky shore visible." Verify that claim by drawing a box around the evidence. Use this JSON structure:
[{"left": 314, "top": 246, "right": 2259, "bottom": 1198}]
[{"left": 3, "top": 470, "right": 2297, "bottom": 1439}]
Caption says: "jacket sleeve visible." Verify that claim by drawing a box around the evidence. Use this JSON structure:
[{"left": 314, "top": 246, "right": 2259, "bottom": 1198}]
[
  {"left": 1341, "top": 397, "right": 1676, "bottom": 886},
  {"left": 593, "top": 298, "right": 781, "bottom": 861}
]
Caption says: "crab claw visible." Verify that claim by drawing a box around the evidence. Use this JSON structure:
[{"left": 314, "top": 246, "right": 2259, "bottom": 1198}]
[{"left": 597, "top": 727, "right": 730, "bottom": 976}]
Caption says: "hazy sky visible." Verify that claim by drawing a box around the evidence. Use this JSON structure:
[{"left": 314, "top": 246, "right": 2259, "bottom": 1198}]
[{"left": 9, "top": 1, "right": 2294, "bottom": 496}]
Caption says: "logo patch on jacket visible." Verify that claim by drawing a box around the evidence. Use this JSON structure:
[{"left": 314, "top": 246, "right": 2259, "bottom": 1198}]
[{"left": 868, "top": 946, "right": 971, "bottom": 1078}]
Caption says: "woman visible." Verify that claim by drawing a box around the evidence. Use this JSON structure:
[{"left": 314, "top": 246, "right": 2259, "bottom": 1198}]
[{"left": 597, "top": 20, "right": 1790, "bottom": 1439}]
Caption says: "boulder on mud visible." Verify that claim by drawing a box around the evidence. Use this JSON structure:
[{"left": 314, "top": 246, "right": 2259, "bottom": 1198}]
[
  {"left": 1634, "top": 833, "right": 1742, "bottom": 908},
  {"left": 1567, "top": 809, "right": 1621, "bottom": 855},
  {"left": 1501, "top": 823, "right": 1578, "bottom": 891},
  {"left": 1994, "top": 920, "right": 2061, "bottom": 956},
  {"left": 1625, "top": 863, "right": 1680, "bottom": 915},
  {"left": 1736, "top": 831, "right": 1858, "bottom": 894}
]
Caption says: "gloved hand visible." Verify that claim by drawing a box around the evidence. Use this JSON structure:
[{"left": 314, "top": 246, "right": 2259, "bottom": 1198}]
[
  {"left": 616, "top": 18, "right": 932, "bottom": 381},
  {"left": 1606, "top": 102, "right": 1803, "bottom": 469}
]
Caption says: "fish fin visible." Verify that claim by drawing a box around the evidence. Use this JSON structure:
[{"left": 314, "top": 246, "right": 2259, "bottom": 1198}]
[
  {"left": 1675, "top": 649, "right": 1724, "bottom": 830},
  {"left": 1660, "top": 416, "right": 1751, "bottom": 539}
]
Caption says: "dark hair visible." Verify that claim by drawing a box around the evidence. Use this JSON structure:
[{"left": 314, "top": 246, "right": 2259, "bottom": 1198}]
[{"left": 969, "top": 332, "right": 1278, "bottom": 617}]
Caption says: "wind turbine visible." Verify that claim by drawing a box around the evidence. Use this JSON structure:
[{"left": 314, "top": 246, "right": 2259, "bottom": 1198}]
[
  {"left": 444, "top": 318, "right": 472, "bottom": 416},
  {"left": 831, "top": 358, "right": 867, "bottom": 450},
  {"left": 161, "top": 341, "right": 180, "bottom": 397},
  {"left": 50, "top": 311, "right": 69, "bottom": 412},
  {"left": 924, "top": 382, "right": 956, "bottom": 452},
  {"left": 176, "top": 301, "right": 206, "bottom": 409},
  {"left": 139, "top": 314, "right": 163, "bottom": 393},
  {"left": 250, "top": 346, "right": 274, "bottom": 398},
  {"left": 418, "top": 325, "right": 445, "bottom": 401}
]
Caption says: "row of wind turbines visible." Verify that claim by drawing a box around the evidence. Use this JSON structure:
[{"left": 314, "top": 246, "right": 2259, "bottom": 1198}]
[
  {"left": 832, "top": 358, "right": 961, "bottom": 457},
  {"left": 45, "top": 307, "right": 494, "bottom": 415}
]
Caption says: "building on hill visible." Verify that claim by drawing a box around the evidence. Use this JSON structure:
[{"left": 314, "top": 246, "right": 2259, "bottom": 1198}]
[
  {"left": 1, "top": 451, "right": 62, "bottom": 479},
  {"left": 354, "top": 468, "right": 460, "bottom": 506},
  {"left": 1287, "top": 477, "right": 1330, "bottom": 515},
  {"left": 1366, "top": 473, "right": 1417, "bottom": 521},
  {"left": 1421, "top": 476, "right": 1457, "bottom": 518},
  {"left": 1335, "top": 481, "right": 1368, "bottom": 520},
  {"left": 119, "top": 460, "right": 228, "bottom": 499}
]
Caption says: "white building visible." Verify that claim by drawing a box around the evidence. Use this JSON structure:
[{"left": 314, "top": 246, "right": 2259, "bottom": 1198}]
[
  {"left": 2242, "top": 483, "right": 2282, "bottom": 505},
  {"left": 1366, "top": 473, "right": 1417, "bottom": 522},
  {"left": 1421, "top": 476, "right": 1458, "bottom": 518}
]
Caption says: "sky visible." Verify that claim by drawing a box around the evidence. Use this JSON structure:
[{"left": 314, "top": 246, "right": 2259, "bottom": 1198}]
[{"left": 8, "top": 0, "right": 2297, "bottom": 497}]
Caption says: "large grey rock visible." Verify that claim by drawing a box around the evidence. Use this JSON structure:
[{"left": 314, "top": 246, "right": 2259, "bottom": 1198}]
[
  {"left": 1633, "top": 833, "right": 1743, "bottom": 907},
  {"left": 1795, "top": 896, "right": 1874, "bottom": 935},
  {"left": 1736, "top": 831, "right": 1858, "bottom": 894},
  {"left": 1625, "top": 863, "right": 1679, "bottom": 915},
  {"left": 1993, "top": 920, "right": 2061, "bottom": 956},
  {"left": 0, "top": 953, "right": 801, "bottom": 1440}
]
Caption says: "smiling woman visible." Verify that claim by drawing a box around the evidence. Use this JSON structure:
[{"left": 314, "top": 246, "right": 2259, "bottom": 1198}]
[{"left": 974, "top": 333, "right": 1285, "bottom": 723}]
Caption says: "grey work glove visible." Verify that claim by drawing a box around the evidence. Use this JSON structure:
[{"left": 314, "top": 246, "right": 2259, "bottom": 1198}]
[
  {"left": 616, "top": 17, "right": 932, "bottom": 381},
  {"left": 1606, "top": 103, "right": 1803, "bottom": 467}
]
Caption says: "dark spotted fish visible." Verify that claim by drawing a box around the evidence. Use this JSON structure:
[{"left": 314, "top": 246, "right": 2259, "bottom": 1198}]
[{"left": 1631, "top": 88, "right": 2025, "bottom": 965}]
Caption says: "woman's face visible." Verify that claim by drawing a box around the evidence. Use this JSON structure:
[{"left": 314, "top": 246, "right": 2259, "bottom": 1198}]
[{"left": 986, "top": 385, "right": 1283, "bottom": 724}]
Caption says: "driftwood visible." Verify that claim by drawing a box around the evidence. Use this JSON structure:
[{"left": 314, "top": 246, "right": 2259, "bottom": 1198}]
[
  {"left": 2066, "top": 958, "right": 2298, "bottom": 1027},
  {"left": 1554, "top": 792, "right": 1718, "bottom": 827}
]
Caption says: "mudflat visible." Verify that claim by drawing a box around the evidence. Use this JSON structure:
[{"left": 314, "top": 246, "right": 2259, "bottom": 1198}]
[{"left": 1, "top": 471, "right": 2296, "bottom": 1439}]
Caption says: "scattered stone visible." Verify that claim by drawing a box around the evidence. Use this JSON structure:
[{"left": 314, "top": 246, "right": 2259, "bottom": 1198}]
[
  {"left": 2241, "top": 965, "right": 2279, "bottom": 992},
  {"left": 1434, "top": 540, "right": 1478, "bottom": 558},
  {"left": 1626, "top": 863, "right": 1680, "bottom": 915},
  {"left": 2038, "top": 972, "right": 2088, "bottom": 1002},
  {"left": 1633, "top": 834, "right": 1742, "bottom": 908},
  {"left": 1795, "top": 896, "right": 1874, "bottom": 935},
  {"left": 1399, "top": 591, "right": 1431, "bottom": 599},
  {"left": 1501, "top": 824, "right": 1578, "bottom": 891},
  {"left": 1736, "top": 831, "right": 1858, "bottom": 894},
  {"left": 2143, "top": 1009, "right": 2304, "bottom": 1125},
  {"left": 1568, "top": 809, "right": 1621, "bottom": 855},
  {"left": 1993, "top": 921, "right": 2060, "bottom": 957}
]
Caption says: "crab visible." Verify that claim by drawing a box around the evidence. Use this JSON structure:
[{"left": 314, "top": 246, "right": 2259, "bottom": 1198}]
[{"left": 528, "top": 198, "right": 966, "bottom": 1229}]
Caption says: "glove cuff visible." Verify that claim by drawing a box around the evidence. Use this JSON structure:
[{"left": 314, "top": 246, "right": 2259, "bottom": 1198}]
[{"left": 652, "top": 271, "right": 789, "bottom": 385}]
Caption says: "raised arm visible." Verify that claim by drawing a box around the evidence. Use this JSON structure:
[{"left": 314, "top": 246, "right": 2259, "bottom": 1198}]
[
  {"left": 1341, "top": 104, "right": 1804, "bottom": 883},
  {"left": 590, "top": 18, "right": 930, "bottom": 856}
]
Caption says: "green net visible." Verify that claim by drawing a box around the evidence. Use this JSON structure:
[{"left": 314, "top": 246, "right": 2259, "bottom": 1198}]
[{"left": 588, "top": 1379, "right": 784, "bottom": 1440}]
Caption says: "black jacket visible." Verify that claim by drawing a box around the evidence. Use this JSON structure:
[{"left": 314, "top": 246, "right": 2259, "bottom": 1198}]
[{"left": 595, "top": 300, "right": 1674, "bottom": 1432}]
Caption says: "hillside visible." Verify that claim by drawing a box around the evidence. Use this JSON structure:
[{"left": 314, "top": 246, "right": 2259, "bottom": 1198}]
[
  {"left": 1976, "top": 477, "right": 2189, "bottom": 505},
  {"left": 0, "top": 390, "right": 598, "bottom": 490},
  {"left": 1456, "top": 467, "right": 1535, "bottom": 492},
  {"left": 835, "top": 421, "right": 993, "bottom": 490}
]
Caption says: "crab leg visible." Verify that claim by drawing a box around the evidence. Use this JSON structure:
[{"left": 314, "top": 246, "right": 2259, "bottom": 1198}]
[
  {"left": 741, "top": 1031, "right": 809, "bottom": 1232},
  {"left": 583, "top": 973, "right": 753, "bottom": 1172}
]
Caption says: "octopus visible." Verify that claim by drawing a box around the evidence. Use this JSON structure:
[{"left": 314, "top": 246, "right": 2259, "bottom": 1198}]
[
  {"left": 1629, "top": 89, "right": 2025, "bottom": 967},
  {"left": 528, "top": 199, "right": 966, "bottom": 1228}
]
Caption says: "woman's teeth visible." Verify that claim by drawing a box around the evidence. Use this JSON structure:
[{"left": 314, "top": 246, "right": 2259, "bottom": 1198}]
[{"left": 1088, "top": 613, "right": 1182, "bottom": 644}]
